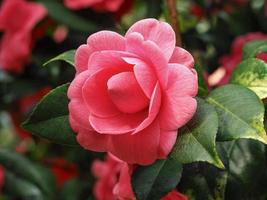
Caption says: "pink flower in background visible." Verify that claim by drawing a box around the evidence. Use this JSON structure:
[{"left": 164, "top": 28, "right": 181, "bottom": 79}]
[
  {"left": 209, "top": 32, "right": 267, "bottom": 86},
  {"left": 0, "top": 0, "right": 46, "bottom": 73},
  {"left": 0, "top": 165, "right": 4, "bottom": 191},
  {"left": 92, "top": 154, "right": 187, "bottom": 200},
  {"left": 92, "top": 154, "right": 126, "bottom": 200},
  {"left": 64, "top": 0, "right": 124, "bottom": 12},
  {"left": 68, "top": 18, "right": 198, "bottom": 165}
]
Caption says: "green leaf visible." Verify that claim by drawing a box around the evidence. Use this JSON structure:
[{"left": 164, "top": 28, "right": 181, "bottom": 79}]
[
  {"left": 5, "top": 171, "right": 44, "bottom": 200},
  {"left": 43, "top": 50, "right": 76, "bottom": 67},
  {"left": 0, "top": 150, "right": 54, "bottom": 199},
  {"left": 207, "top": 84, "right": 267, "bottom": 144},
  {"left": 243, "top": 40, "right": 267, "bottom": 60},
  {"left": 195, "top": 64, "right": 209, "bottom": 97},
  {"left": 230, "top": 58, "right": 267, "bottom": 99},
  {"left": 22, "top": 83, "right": 78, "bottom": 146},
  {"left": 38, "top": 1, "right": 98, "bottom": 32},
  {"left": 218, "top": 140, "right": 267, "bottom": 199},
  {"left": 170, "top": 98, "right": 224, "bottom": 169},
  {"left": 131, "top": 158, "right": 182, "bottom": 200}
]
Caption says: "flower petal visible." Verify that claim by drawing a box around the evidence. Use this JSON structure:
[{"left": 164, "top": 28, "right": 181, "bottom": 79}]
[
  {"left": 169, "top": 47, "right": 194, "bottom": 68},
  {"left": 126, "top": 18, "right": 175, "bottom": 60},
  {"left": 123, "top": 57, "right": 157, "bottom": 98},
  {"left": 133, "top": 82, "right": 161, "bottom": 134},
  {"left": 158, "top": 130, "right": 178, "bottom": 158},
  {"left": 126, "top": 32, "right": 169, "bottom": 89},
  {"left": 82, "top": 68, "right": 121, "bottom": 117},
  {"left": 108, "top": 120, "right": 160, "bottom": 165},
  {"left": 75, "top": 31, "right": 126, "bottom": 74},
  {"left": 77, "top": 128, "right": 109, "bottom": 152},
  {"left": 160, "top": 64, "right": 197, "bottom": 130},
  {"left": 107, "top": 71, "right": 149, "bottom": 113},
  {"left": 89, "top": 110, "right": 147, "bottom": 134}
]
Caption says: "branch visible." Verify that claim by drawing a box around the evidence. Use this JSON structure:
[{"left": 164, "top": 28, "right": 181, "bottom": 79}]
[{"left": 166, "top": 0, "right": 182, "bottom": 46}]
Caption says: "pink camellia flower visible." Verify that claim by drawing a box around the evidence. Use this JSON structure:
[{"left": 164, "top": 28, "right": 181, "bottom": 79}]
[
  {"left": 92, "top": 154, "right": 188, "bottom": 200},
  {"left": 68, "top": 18, "right": 198, "bottom": 165},
  {"left": 0, "top": 165, "right": 4, "bottom": 191},
  {"left": 64, "top": 0, "right": 124, "bottom": 12},
  {"left": 0, "top": 0, "right": 46, "bottom": 73},
  {"left": 209, "top": 32, "right": 267, "bottom": 86}
]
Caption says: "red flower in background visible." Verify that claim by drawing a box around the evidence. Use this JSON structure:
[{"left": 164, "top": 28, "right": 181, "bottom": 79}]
[
  {"left": 0, "top": 0, "right": 46, "bottom": 73},
  {"left": 47, "top": 158, "right": 78, "bottom": 187},
  {"left": 0, "top": 166, "right": 4, "bottom": 191},
  {"left": 92, "top": 154, "right": 187, "bottom": 200},
  {"left": 64, "top": 0, "right": 124, "bottom": 12},
  {"left": 209, "top": 32, "right": 267, "bottom": 86},
  {"left": 11, "top": 87, "right": 51, "bottom": 140}
]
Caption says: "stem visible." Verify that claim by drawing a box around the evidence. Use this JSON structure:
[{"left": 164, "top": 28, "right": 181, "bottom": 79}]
[{"left": 166, "top": 0, "right": 182, "bottom": 46}]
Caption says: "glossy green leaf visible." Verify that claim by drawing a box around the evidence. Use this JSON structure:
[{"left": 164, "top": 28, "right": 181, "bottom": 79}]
[
  {"left": 170, "top": 98, "right": 224, "bottom": 169},
  {"left": 131, "top": 158, "right": 182, "bottom": 200},
  {"left": 38, "top": 1, "right": 98, "bottom": 32},
  {"left": 0, "top": 150, "right": 54, "bottom": 199},
  {"left": 22, "top": 83, "right": 78, "bottom": 146},
  {"left": 195, "top": 64, "right": 208, "bottom": 97},
  {"left": 207, "top": 84, "right": 267, "bottom": 144},
  {"left": 218, "top": 140, "right": 267, "bottom": 199},
  {"left": 230, "top": 58, "right": 267, "bottom": 99},
  {"left": 243, "top": 40, "right": 267, "bottom": 60},
  {"left": 43, "top": 50, "right": 76, "bottom": 67}
]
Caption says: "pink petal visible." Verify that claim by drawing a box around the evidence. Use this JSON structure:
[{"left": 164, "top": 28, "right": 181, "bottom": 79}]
[
  {"left": 158, "top": 130, "right": 178, "bottom": 158},
  {"left": 161, "top": 190, "right": 188, "bottom": 200},
  {"left": 82, "top": 68, "right": 121, "bottom": 117},
  {"left": 76, "top": 128, "right": 109, "bottom": 152},
  {"left": 75, "top": 31, "right": 126, "bottom": 74},
  {"left": 108, "top": 120, "right": 160, "bottom": 165},
  {"left": 169, "top": 47, "right": 194, "bottom": 68},
  {"left": 107, "top": 71, "right": 149, "bottom": 113},
  {"left": 133, "top": 82, "right": 161, "bottom": 134},
  {"left": 88, "top": 50, "right": 135, "bottom": 76},
  {"left": 74, "top": 44, "right": 91, "bottom": 74},
  {"left": 113, "top": 163, "right": 135, "bottom": 199},
  {"left": 87, "top": 31, "right": 125, "bottom": 52},
  {"left": 123, "top": 57, "right": 157, "bottom": 98},
  {"left": 68, "top": 71, "right": 92, "bottom": 129},
  {"left": 126, "top": 32, "right": 169, "bottom": 89},
  {"left": 126, "top": 18, "right": 176, "bottom": 60},
  {"left": 160, "top": 64, "right": 198, "bottom": 130},
  {"left": 89, "top": 110, "right": 147, "bottom": 134}
]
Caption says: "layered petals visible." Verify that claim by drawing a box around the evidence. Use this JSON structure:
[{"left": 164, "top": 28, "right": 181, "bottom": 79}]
[
  {"left": 68, "top": 18, "right": 197, "bottom": 165},
  {"left": 126, "top": 18, "right": 176, "bottom": 61},
  {"left": 108, "top": 121, "right": 160, "bottom": 165}
]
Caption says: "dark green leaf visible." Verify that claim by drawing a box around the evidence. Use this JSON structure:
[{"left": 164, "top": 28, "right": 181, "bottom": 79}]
[
  {"left": 170, "top": 98, "right": 224, "bottom": 169},
  {"left": 218, "top": 140, "right": 267, "bottom": 199},
  {"left": 22, "top": 83, "right": 78, "bottom": 146},
  {"left": 230, "top": 58, "right": 267, "bottom": 99},
  {"left": 0, "top": 150, "right": 54, "bottom": 199},
  {"left": 132, "top": 158, "right": 182, "bottom": 200},
  {"left": 243, "top": 40, "right": 267, "bottom": 60},
  {"left": 39, "top": 1, "right": 98, "bottom": 32},
  {"left": 43, "top": 50, "right": 76, "bottom": 67},
  {"left": 207, "top": 84, "right": 267, "bottom": 144}
]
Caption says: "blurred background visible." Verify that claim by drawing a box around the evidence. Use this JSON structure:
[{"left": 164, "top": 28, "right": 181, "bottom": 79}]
[{"left": 0, "top": 0, "right": 266, "bottom": 199}]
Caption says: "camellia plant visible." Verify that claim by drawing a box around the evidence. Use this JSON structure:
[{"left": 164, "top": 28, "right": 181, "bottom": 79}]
[{"left": 0, "top": 0, "right": 267, "bottom": 200}]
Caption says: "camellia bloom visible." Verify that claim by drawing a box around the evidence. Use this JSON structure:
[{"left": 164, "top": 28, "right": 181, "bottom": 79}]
[
  {"left": 92, "top": 154, "right": 188, "bottom": 200},
  {"left": 68, "top": 18, "right": 198, "bottom": 165},
  {"left": 0, "top": 0, "right": 46, "bottom": 73},
  {"left": 64, "top": 0, "right": 124, "bottom": 12},
  {"left": 209, "top": 32, "right": 267, "bottom": 86}
]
